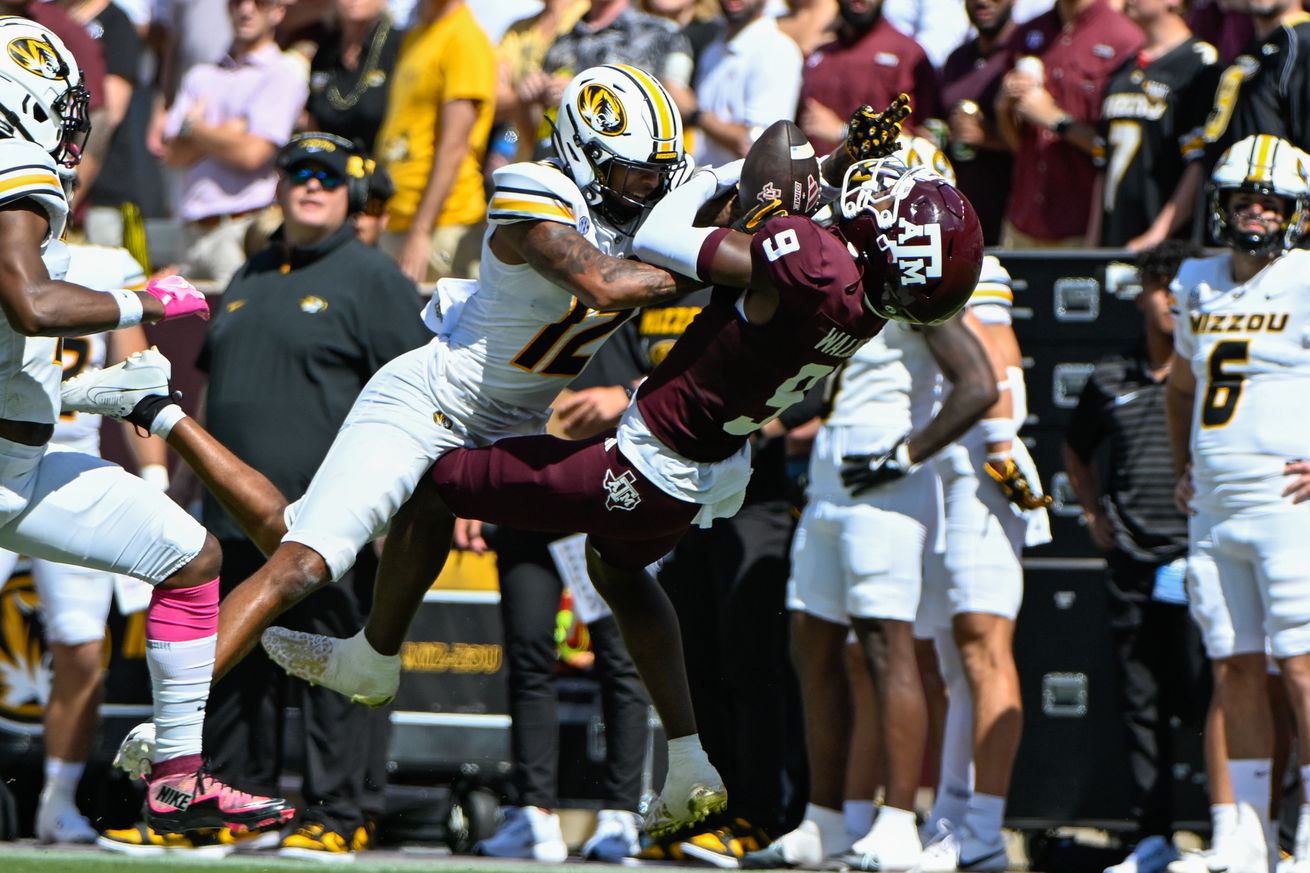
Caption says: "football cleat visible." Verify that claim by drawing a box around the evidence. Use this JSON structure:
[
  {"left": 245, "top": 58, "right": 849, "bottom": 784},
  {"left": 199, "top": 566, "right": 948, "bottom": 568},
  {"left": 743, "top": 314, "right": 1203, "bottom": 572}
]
[
  {"left": 1103, "top": 835, "right": 1180, "bottom": 873},
  {"left": 278, "top": 822, "right": 357, "bottom": 862},
  {"left": 913, "top": 821, "right": 1008, "bottom": 872},
  {"left": 113, "top": 721, "right": 156, "bottom": 780},
  {"left": 145, "top": 765, "right": 295, "bottom": 835},
  {"left": 60, "top": 347, "right": 172, "bottom": 420},
  {"left": 741, "top": 819, "right": 836, "bottom": 869},
  {"left": 262, "top": 627, "right": 400, "bottom": 707},
  {"left": 643, "top": 780, "right": 729, "bottom": 839},
  {"left": 680, "top": 818, "right": 772, "bottom": 868},
  {"left": 96, "top": 823, "right": 235, "bottom": 857}
]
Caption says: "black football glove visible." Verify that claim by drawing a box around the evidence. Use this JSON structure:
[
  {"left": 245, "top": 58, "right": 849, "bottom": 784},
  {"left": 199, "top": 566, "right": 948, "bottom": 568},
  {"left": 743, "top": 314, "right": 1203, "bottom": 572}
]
[
  {"left": 127, "top": 390, "right": 183, "bottom": 437},
  {"left": 840, "top": 437, "right": 916, "bottom": 497},
  {"left": 984, "top": 457, "right": 1053, "bottom": 510},
  {"left": 845, "top": 94, "right": 912, "bottom": 162},
  {"left": 731, "top": 196, "right": 788, "bottom": 233}
]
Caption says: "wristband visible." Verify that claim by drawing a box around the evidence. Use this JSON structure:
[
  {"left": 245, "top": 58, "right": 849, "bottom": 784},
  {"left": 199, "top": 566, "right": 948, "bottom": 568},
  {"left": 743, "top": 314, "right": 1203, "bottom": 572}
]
[
  {"left": 111, "top": 289, "right": 144, "bottom": 329},
  {"left": 1052, "top": 114, "right": 1074, "bottom": 136},
  {"left": 150, "top": 404, "right": 186, "bottom": 439},
  {"left": 685, "top": 108, "right": 703, "bottom": 128},
  {"left": 893, "top": 439, "right": 916, "bottom": 471},
  {"left": 979, "top": 417, "right": 1017, "bottom": 444}
]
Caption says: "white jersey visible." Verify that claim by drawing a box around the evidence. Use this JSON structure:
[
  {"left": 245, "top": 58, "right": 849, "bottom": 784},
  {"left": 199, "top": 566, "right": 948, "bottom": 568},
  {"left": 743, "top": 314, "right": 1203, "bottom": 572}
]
[
  {"left": 0, "top": 140, "right": 70, "bottom": 426},
  {"left": 808, "top": 323, "right": 941, "bottom": 500},
  {"left": 53, "top": 245, "right": 148, "bottom": 454},
  {"left": 420, "top": 159, "right": 635, "bottom": 441},
  {"left": 1172, "top": 249, "right": 1310, "bottom": 511}
]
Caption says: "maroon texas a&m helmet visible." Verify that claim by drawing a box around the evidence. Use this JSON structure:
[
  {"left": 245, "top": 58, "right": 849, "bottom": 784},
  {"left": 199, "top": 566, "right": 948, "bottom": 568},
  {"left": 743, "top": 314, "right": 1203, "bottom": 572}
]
[{"left": 835, "top": 159, "right": 984, "bottom": 325}]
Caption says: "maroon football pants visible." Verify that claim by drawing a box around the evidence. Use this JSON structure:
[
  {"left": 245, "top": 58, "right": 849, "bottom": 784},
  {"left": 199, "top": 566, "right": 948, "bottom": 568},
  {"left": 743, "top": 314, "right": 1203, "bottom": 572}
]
[{"left": 430, "top": 430, "right": 700, "bottom": 569}]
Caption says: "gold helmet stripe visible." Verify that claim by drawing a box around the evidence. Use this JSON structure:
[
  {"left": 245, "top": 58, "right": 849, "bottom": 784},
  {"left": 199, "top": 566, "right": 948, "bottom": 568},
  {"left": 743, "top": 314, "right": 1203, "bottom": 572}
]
[
  {"left": 610, "top": 64, "right": 676, "bottom": 154},
  {"left": 1248, "top": 134, "right": 1277, "bottom": 185}
]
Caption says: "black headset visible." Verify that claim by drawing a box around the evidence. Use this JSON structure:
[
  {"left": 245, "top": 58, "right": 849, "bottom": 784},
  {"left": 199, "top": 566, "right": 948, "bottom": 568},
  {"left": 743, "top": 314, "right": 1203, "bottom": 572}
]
[{"left": 277, "top": 131, "right": 375, "bottom": 215}]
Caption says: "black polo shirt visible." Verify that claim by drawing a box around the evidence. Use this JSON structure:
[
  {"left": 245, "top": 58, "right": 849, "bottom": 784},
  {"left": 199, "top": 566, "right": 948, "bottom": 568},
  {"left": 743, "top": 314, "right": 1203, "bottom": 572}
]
[
  {"left": 1065, "top": 345, "right": 1188, "bottom": 564},
  {"left": 198, "top": 222, "right": 430, "bottom": 540}
]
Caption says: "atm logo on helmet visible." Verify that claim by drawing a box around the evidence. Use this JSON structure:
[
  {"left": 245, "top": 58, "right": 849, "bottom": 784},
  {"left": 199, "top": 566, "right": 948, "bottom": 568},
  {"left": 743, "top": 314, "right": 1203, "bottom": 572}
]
[
  {"left": 7, "top": 36, "right": 65, "bottom": 80},
  {"left": 878, "top": 217, "right": 943, "bottom": 286},
  {"left": 578, "top": 83, "right": 627, "bottom": 136}
]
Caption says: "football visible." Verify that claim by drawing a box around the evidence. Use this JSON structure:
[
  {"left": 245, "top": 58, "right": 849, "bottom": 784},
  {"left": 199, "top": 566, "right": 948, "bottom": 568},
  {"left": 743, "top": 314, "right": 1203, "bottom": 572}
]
[{"left": 739, "top": 119, "right": 822, "bottom": 218}]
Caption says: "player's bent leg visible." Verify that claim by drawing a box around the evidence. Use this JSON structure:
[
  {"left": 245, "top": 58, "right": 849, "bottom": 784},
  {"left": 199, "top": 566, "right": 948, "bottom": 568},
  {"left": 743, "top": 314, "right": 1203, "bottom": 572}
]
[
  {"left": 263, "top": 479, "right": 459, "bottom": 706},
  {"left": 584, "top": 542, "right": 726, "bottom": 839}
]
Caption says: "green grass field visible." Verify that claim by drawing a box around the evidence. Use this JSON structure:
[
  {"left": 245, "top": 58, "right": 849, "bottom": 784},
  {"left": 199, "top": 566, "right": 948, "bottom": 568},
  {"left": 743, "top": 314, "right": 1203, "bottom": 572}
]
[{"left": 0, "top": 845, "right": 614, "bottom": 873}]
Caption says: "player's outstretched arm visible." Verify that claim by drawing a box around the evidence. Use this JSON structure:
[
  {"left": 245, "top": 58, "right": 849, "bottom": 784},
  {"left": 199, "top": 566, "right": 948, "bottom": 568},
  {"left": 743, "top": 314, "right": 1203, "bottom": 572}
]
[
  {"left": 495, "top": 219, "right": 702, "bottom": 312},
  {"left": 913, "top": 314, "right": 1000, "bottom": 460},
  {"left": 0, "top": 205, "right": 208, "bottom": 336}
]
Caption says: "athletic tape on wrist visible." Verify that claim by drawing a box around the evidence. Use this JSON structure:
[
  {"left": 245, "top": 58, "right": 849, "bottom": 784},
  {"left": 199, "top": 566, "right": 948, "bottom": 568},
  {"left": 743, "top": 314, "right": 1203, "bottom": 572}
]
[
  {"left": 979, "top": 417, "right": 1017, "bottom": 445},
  {"left": 111, "top": 289, "right": 144, "bottom": 329},
  {"left": 151, "top": 404, "right": 186, "bottom": 439}
]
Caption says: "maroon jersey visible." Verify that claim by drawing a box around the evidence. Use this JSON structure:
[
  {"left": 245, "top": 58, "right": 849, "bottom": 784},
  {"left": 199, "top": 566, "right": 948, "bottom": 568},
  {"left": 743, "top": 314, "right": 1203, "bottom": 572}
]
[{"left": 635, "top": 216, "right": 886, "bottom": 463}]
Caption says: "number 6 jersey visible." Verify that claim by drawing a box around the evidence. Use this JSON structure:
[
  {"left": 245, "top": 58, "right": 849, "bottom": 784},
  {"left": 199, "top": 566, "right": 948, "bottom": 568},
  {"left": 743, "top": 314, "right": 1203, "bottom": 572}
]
[{"left": 1172, "top": 249, "right": 1310, "bottom": 510}]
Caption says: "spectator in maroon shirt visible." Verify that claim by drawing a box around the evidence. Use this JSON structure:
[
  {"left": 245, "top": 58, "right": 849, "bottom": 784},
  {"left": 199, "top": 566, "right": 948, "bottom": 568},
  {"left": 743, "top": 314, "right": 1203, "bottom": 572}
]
[
  {"left": 797, "top": 0, "right": 941, "bottom": 155},
  {"left": 995, "top": 0, "right": 1142, "bottom": 246},
  {"left": 1187, "top": 0, "right": 1252, "bottom": 63},
  {"left": 940, "top": 0, "right": 1017, "bottom": 245}
]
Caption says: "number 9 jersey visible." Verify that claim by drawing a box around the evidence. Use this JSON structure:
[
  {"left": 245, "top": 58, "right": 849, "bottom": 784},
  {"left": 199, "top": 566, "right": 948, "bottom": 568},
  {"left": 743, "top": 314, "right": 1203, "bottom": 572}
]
[{"left": 1171, "top": 248, "right": 1310, "bottom": 510}]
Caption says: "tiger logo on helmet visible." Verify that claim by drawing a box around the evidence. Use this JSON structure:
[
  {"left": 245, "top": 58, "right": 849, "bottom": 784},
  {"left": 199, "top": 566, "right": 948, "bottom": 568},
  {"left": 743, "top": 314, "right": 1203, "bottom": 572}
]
[
  {"left": 551, "top": 65, "right": 686, "bottom": 231},
  {"left": 0, "top": 16, "right": 90, "bottom": 167}
]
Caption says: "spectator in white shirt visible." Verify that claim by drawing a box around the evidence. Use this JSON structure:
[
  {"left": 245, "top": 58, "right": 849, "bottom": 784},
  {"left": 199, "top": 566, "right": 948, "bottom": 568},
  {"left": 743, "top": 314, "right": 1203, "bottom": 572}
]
[{"left": 687, "top": 0, "right": 803, "bottom": 167}]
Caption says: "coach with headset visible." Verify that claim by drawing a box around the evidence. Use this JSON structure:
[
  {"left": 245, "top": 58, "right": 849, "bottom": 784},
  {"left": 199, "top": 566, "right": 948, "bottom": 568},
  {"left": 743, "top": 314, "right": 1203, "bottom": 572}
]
[{"left": 196, "top": 132, "right": 430, "bottom": 859}]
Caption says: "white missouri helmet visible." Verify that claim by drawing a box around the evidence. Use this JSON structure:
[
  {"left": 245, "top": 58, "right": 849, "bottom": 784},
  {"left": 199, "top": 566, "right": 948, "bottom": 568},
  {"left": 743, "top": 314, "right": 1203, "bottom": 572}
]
[
  {"left": 0, "top": 16, "right": 90, "bottom": 167},
  {"left": 551, "top": 64, "right": 686, "bottom": 227},
  {"left": 1209, "top": 134, "right": 1310, "bottom": 255}
]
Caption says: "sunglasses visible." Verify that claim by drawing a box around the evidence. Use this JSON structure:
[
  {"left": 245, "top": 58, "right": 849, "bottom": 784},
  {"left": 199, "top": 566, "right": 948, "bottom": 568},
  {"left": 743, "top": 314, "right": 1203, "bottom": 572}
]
[{"left": 286, "top": 166, "right": 345, "bottom": 190}]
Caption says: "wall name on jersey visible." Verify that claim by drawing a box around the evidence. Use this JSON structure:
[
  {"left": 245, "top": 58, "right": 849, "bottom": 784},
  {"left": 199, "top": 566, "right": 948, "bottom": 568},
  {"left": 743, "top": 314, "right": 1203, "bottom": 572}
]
[
  {"left": 1103, "top": 91, "right": 1168, "bottom": 121},
  {"left": 814, "top": 327, "right": 868, "bottom": 358},
  {"left": 1190, "top": 311, "right": 1289, "bottom": 334},
  {"left": 639, "top": 306, "right": 701, "bottom": 336}
]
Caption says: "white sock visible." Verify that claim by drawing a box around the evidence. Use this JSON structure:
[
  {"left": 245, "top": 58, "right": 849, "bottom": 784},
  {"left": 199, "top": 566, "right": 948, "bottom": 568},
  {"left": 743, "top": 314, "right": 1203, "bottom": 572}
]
[
  {"left": 42, "top": 757, "right": 84, "bottom": 801},
  {"left": 963, "top": 793, "right": 1006, "bottom": 843},
  {"left": 1228, "top": 760, "right": 1272, "bottom": 848},
  {"left": 146, "top": 635, "right": 215, "bottom": 762},
  {"left": 802, "top": 803, "right": 850, "bottom": 852},
  {"left": 1212, "top": 802, "right": 1239, "bottom": 846},
  {"left": 662, "top": 734, "right": 717, "bottom": 800},
  {"left": 843, "top": 800, "right": 875, "bottom": 839},
  {"left": 868, "top": 804, "right": 917, "bottom": 841},
  {"left": 1296, "top": 802, "right": 1310, "bottom": 860},
  {"left": 929, "top": 630, "right": 974, "bottom": 831}
]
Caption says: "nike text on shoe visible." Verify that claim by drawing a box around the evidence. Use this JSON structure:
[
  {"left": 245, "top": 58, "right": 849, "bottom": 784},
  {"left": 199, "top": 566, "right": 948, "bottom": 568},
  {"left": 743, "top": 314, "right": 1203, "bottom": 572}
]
[
  {"left": 145, "top": 766, "right": 294, "bottom": 835},
  {"left": 262, "top": 628, "right": 399, "bottom": 707},
  {"left": 61, "top": 347, "right": 172, "bottom": 419},
  {"left": 643, "top": 781, "right": 729, "bottom": 839}
]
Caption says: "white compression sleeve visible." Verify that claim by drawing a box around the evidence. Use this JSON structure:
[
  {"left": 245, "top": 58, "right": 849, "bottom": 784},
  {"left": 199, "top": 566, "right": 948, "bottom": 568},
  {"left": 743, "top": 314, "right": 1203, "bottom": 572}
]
[{"left": 632, "top": 169, "right": 723, "bottom": 280}]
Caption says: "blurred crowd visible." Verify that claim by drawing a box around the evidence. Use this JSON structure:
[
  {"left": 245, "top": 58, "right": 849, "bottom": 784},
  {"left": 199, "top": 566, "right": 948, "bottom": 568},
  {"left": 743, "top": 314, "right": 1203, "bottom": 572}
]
[{"left": 23, "top": 0, "right": 1305, "bottom": 288}]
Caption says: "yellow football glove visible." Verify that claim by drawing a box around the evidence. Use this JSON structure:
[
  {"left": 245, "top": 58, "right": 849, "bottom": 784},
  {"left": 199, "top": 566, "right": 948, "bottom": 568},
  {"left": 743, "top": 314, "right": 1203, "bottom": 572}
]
[
  {"left": 732, "top": 197, "right": 789, "bottom": 233},
  {"left": 845, "top": 93, "right": 913, "bottom": 162},
  {"left": 984, "top": 458, "right": 1053, "bottom": 511}
]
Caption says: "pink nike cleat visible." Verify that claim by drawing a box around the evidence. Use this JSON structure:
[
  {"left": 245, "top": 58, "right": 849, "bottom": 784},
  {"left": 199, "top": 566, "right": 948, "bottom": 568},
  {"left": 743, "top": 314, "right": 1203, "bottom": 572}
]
[{"left": 145, "top": 757, "right": 294, "bottom": 835}]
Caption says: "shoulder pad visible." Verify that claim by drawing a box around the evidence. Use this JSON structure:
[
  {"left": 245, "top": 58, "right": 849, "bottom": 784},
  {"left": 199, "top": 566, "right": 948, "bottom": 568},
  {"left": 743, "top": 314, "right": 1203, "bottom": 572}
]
[
  {"left": 488, "top": 160, "right": 585, "bottom": 228},
  {"left": 967, "top": 255, "right": 1013, "bottom": 322},
  {"left": 750, "top": 215, "right": 860, "bottom": 297},
  {"left": 0, "top": 140, "right": 68, "bottom": 242}
]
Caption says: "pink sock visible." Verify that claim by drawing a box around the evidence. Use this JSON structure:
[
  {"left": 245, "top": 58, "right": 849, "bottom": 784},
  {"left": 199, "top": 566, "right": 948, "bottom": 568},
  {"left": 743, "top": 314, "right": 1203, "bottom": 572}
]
[{"left": 146, "top": 578, "right": 218, "bottom": 642}]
